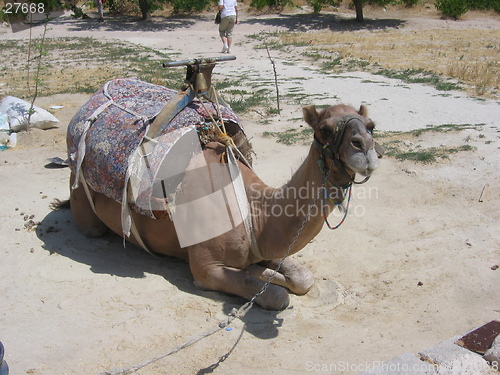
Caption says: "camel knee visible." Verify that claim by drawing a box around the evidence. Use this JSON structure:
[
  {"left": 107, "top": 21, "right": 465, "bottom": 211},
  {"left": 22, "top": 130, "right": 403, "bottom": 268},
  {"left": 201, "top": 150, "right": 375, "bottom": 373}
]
[
  {"left": 190, "top": 261, "right": 290, "bottom": 311},
  {"left": 287, "top": 269, "right": 314, "bottom": 295},
  {"left": 190, "top": 265, "right": 217, "bottom": 291},
  {"left": 281, "top": 260, "right": 315, "bottom": 295},
  {"left": 262, "top": 258, "right": 314, "bottom": 295}
]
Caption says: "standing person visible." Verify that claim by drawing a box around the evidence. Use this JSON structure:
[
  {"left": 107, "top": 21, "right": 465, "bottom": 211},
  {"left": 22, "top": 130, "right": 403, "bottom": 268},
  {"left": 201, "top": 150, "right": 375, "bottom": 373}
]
[
  {"left": 96, "top": 0, "right": 104, "bottom": 22},
  {"left": 218, "top": 0, "right": 238, "bottom": 54}
]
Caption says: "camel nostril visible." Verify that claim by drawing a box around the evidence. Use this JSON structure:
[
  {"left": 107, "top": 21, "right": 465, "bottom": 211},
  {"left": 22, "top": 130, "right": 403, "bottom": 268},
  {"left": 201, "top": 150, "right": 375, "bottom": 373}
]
[
  {"left": 351, "top": 141, "right": 363, "bottom": 150},
  {"left": 351, "top": 139, "right": 364, "bottom": 151}
]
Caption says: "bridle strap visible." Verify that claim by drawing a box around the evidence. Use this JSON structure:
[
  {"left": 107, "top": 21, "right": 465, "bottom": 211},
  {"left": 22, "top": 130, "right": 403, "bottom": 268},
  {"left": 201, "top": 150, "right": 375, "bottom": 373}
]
[{"left": 314, "top": 127, "right": 372, "bottom": 186}]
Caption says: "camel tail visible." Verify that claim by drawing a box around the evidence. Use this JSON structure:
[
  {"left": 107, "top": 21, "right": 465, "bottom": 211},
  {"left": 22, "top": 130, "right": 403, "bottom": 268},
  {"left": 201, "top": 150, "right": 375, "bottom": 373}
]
[{"left": 50, "top": 198, "right": 70, "bottom": 210}]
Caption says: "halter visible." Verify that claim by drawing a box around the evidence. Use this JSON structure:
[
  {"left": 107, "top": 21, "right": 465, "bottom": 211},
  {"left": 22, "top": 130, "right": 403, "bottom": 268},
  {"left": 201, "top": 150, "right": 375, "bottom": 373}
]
[
  {"left": 313, "top": 116, "right": 372, "bottom": 230},
  {"left": 314, "top": 116, "right": 372, "bottom": 186}
]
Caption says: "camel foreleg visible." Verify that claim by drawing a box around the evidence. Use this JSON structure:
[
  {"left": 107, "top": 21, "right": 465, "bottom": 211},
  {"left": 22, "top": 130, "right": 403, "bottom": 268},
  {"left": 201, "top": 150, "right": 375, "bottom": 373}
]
[
  {"left": 246, "top": 258, "right": 315, "bottom": 295},
  {"left": 189, "top": 251, "right": 290, "bottom": 310}
]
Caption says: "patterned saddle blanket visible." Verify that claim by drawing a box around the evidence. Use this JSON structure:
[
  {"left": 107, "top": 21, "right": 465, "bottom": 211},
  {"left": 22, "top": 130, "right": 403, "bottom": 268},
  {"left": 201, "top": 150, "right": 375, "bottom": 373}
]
[{"left": 67, "top": 78, "right": 249, "bottom": 217}]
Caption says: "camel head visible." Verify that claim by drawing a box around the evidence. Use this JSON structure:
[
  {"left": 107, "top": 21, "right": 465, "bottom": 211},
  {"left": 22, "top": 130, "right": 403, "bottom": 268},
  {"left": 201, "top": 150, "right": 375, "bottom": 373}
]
[{"left": 303, "top": 104, "right": 382, "bottom": 179}]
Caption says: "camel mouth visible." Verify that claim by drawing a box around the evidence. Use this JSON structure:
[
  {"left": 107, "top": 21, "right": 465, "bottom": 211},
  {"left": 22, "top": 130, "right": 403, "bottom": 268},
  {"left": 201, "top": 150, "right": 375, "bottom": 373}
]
[
  {"left": 358, "top": 168, "right": 374, "bottom": 177},
  {"left": 346, "top": 147, "right": 379, "bottom": 176}
]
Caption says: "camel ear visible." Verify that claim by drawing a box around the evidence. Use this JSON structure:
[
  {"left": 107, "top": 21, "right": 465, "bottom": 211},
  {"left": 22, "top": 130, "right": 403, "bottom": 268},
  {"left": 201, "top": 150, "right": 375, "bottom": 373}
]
[
  {"left": 358, "top": 105, "right": 368, "bottom": 117},
  {"left": 303, "top": 105, "right": 320, "bottom": 130}
]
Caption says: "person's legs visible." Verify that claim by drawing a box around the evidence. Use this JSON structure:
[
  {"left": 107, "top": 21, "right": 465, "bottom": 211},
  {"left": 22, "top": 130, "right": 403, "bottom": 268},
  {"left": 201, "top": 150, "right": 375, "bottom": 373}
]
[
  {"left": 96, "top": 0, "right": 104, "bottom": 22},
  {"left": 219, "top": 18, "right": 230, "bottom": 52},
  {"left": 225, "top": 16, "right": 236, "bottom": 52},
  {"left": 220, "top": 35, "right": 228, "bottom": 52}
]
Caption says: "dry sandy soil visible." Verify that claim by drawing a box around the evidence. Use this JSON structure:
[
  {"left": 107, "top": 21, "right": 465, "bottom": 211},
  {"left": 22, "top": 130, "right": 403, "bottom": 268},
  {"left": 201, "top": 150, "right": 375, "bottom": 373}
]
[{"left": 0, "top": 5, "right": 499, "bottom": 375}]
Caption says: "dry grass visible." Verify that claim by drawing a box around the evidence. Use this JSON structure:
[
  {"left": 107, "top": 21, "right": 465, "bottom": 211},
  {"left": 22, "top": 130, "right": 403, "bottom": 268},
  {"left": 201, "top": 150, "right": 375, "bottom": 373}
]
[
  {"left": 279, "top": 28, "right": 500, "bottom": 98},
  {"left": 0, "top": 37, "right": 183, "bottom": 99}
]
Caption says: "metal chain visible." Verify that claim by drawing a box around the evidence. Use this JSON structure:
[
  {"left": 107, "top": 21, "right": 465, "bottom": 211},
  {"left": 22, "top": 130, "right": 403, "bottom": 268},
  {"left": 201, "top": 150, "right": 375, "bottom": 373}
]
[
  {"left": 242, "top": 191, "right": 322, "bottom": 312},
  {"left": 101, "top": 157, "right": 334, "bottom": 375}
]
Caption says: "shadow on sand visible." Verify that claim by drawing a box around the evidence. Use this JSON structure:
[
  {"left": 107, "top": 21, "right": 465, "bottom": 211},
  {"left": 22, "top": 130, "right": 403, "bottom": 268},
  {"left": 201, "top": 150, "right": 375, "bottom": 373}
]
[
  {"left": 48, "top": 12, "right": 405, "bottom": 33},
  {"left": 244, "top": 12, "right": 406, "bottom": 32},
  {"left": 49, "top": 14, "right": 202, "bottom": 33},
  {"left": 37, "top": 206, "right": 284, "bottom": 344}
]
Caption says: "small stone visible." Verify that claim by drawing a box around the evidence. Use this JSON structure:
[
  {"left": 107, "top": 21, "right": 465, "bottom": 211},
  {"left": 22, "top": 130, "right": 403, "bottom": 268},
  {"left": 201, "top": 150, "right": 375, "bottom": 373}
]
[
  {"left": 484, "top": 334, "right": 500, "bottom": 365},
  {"left": 491, "top": 265, "right": 499, "bottom": 271},
  {"left": 417, "top": 281, "right": 424, "bottom": 286},
  {"left": 403, "top": 168, "right": 417, "bottom": 176}
]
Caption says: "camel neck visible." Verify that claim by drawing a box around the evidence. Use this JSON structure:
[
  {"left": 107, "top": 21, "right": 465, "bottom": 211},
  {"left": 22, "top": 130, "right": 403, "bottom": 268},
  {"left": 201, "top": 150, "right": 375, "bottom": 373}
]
[{"left": 250, "top": 145, "right": 350, "bottom": 260}]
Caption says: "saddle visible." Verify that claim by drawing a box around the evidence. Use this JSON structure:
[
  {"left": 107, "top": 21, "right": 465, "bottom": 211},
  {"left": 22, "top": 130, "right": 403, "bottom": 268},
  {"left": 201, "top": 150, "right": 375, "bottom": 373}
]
[{"left": 67, "top": 78, "right": 251, "bottom": 219}]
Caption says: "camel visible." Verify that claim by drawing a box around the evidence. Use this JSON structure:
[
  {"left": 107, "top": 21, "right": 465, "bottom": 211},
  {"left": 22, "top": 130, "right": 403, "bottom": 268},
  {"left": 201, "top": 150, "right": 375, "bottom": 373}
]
[{"left": 67, "top": 76, "right": 381, "bottom": 311}]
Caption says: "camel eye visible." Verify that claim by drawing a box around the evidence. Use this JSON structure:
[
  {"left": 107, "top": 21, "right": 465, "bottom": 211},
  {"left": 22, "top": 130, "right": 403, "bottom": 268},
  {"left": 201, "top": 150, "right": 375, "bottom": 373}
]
[
  {"left": 367, "top": 122, "right": 375, "bottom": 135},
  {"left": 319, "top": 126, "right": 333, "bottom": 139}
]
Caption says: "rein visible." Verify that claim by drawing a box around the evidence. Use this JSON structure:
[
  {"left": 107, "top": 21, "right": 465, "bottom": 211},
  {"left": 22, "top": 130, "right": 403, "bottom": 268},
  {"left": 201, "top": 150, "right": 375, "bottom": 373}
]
[{"left": 321, "top": 164, "right": 353, "bottom": 230}]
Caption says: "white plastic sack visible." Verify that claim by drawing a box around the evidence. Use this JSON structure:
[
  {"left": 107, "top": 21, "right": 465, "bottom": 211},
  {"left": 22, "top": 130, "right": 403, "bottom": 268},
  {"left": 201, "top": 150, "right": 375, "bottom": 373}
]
[
  {"left": 0, "top": 112, "right": 10, "bottom": 147},
  {"left": 0, "top": 112, "right": 8, "bottom": 131},
  {"left": 0, "top": 96, "right": 60, "bottom": 132}
]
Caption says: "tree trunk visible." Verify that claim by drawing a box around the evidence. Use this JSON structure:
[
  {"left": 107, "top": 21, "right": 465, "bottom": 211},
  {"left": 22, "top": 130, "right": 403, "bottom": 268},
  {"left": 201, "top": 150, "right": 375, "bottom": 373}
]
[
  {"left": 138, "top": 0, "right": 151, "bottom": 20},
  {"left": 353, "top": 0, "right": 364, "bottom": 22}
]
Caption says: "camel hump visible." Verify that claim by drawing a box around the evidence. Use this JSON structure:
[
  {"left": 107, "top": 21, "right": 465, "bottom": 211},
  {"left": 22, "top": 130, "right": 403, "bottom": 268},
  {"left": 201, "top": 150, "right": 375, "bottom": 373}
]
[{"left": 67, "top": 78, "right": 249, "bottom": 216}]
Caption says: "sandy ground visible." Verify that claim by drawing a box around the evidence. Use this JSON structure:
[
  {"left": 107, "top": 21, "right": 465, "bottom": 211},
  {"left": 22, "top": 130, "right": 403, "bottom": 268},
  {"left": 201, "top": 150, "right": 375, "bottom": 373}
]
[{"left": 0, "top": 6, "right": 499, "bottom": 375}]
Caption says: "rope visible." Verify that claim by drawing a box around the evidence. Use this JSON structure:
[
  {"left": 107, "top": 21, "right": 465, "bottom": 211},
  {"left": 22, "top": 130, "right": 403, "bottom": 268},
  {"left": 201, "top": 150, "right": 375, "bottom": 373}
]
[
  {"left": 196, "top": 85, "right": 253, "bottom": 169},
  {"left": 323, "top": 184, "right": 352, "bottom": 230},
  {"left": 102, "top": 83, "right": 352, "bottom": 375},
  {"left": 101, "top": 311, "right": 238, "bottom": 375},
  {"left": 318, "top": 156, "right": 353, "bottom": 230},
  {"left": 101, "top": 177, "right": 323, "bottom": 375}
]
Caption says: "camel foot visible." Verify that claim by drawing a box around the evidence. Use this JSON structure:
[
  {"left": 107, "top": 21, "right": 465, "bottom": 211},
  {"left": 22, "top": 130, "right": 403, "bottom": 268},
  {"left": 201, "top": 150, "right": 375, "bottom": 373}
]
[
  {"left": 246, "top": 258, "right": 315, "bottom": 296},
  {"left": 255, "top": 284, "right": 290, "bottom": 311}
]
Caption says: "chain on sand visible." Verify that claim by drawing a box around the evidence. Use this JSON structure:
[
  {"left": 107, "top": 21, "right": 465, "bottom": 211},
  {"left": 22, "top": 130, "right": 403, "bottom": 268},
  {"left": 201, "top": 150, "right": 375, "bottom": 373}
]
[{"left": 101, "top": 179, "right": 323, "bottom": 375}]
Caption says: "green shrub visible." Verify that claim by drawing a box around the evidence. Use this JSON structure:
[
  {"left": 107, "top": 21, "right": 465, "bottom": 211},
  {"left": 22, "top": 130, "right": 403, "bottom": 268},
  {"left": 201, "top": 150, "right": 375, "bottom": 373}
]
[
  {"left": 435, "top": 0, "right": 469, "bottom": 19},
  {"left": 0, "top": 9, "right": 7, "bottom": 23},
  {"left": 250, "top": 0, "right": 293, "bottom": 10},
  {"left": 467, "top": 0, "right": 489, "bottom": 9},
  {"left": 309, "top": 0, "right": 339, "bottom": 12},
  {"left": 168, "top": 0, "right": 210, "bottom": 13},
  {"left": 365, "top": 0, "right": 397, "bottom": 6},
  {"left": 400, "top": 0, "right": 419, "bottom": 6},
  {"left": 467, "top": 0, "right": 500, "bottom": 12}
]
